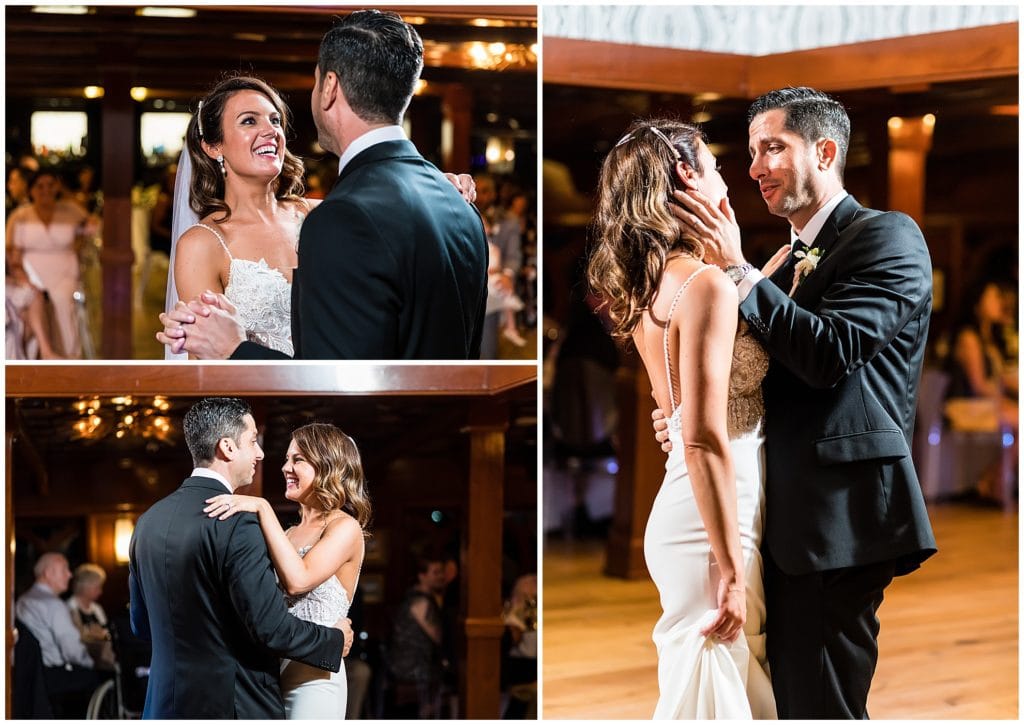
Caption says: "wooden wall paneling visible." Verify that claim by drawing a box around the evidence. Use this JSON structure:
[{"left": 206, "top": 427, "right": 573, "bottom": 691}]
[{"left": 460, "top": 400, "right": 508, "bottom": 718}]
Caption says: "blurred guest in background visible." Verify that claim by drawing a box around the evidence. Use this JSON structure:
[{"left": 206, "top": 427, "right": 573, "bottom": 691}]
[
  {"left": 15, "top": 552, "right": 108, "bottom": 716},
  {"left": 6, "top": 166, "right": 30, "bottom": 213},
  {"left": 68, "top": 563, "right": 117, "bottom": 671},
  {"left": 501, "top": 573, "right": 537, "bottom": 719},
  {"left": 6, "top": 259, "right": 65, "bottom": 360},
  {"left": 476, "top": 174, "right": 525, "bottom": 354},
  {"left": 389, "top": 556, "right": 447, "bottom": 718},
  {"left": 6, "top": 169, "right": 94, "bottom": 358}
]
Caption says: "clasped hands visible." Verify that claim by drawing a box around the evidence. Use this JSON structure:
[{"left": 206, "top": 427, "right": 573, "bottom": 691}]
[{"left": 157, "top": 292, "right": 244, "bottom": 359}]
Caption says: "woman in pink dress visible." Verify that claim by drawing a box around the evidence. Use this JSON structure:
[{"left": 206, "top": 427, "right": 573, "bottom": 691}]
[{"left": 6, "top": 169, "right": 91, "bottom": 357}]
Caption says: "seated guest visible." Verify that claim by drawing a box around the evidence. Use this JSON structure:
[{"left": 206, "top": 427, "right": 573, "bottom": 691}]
[
  {"left": 15, "top": 552, "right": 108, "bottom": 716},
  {"left": 68, "top": 563, "right": 116, "bottom": 671}
]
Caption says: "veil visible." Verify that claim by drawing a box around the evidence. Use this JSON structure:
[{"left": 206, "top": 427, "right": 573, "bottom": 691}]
[{"left": 164, "top": 147, "right": 198, "bottom": 360}]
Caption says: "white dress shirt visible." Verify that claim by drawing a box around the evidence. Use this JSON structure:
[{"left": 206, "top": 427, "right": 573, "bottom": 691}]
[
  {"left": 16, "top": 582, "right": 94, "bottom": 668},
  {"left": 191, "top": 467, "right": 233, "bottom": 493},
  {"left": 337, "top": 125, "right": 407, "bottom": 176},
  {"left": 737, "top": 190, "right": 849, "bottom": 301}
]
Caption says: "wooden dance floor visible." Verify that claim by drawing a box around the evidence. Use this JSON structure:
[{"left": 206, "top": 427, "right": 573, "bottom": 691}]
[{"left": 542, "top": 504, "right": 1018, "bottom": 719}]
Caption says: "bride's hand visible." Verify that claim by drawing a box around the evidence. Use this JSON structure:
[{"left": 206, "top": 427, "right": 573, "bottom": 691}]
[
  {"left": 204, "top": 494, "right": 264, "bottom": 520},
  {"left": 761, "top": 244, "right": 792, "bottom": 278},
  {"left": 701, "top": 579, "right": 746, "bottom": 643},
  {"left": 444, "top": 172, "right": 477, "bottom": 204}
]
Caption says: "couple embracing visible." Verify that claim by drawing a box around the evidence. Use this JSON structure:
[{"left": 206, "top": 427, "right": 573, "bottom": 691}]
[
  {"left": 129, "top": 397, "right": 369, "bottom": 718},
  {"left": 158, "top": 10, "right": 488, "bottom": 361},
  {"left": 588, "top": 87, "right": 937, "bottom": 719}
]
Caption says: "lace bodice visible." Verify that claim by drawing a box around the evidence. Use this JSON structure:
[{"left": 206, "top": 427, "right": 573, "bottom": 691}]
[
  {"left": 665, "top": 266, "right": 770, "bottom": 439},
  {"left": 284, "top": 545, "right": 352, "bottom": 627},
  {"left": 190, "top": 223, "right": 294, "bottom": 356}
]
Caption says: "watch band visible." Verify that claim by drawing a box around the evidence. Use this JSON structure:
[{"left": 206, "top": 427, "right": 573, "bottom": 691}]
[{"left": 724, "top": 263, "right": 753, "bottom": 285}]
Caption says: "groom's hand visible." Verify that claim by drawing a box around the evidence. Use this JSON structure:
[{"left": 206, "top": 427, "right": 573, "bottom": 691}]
[
  {"left": 175, "top": 292, "right": 245, "bottom": 359},
  {"left": 652, "top": 408, "right": 672, "bottom": 453},
  {"left": 334, "top": 616, "right": 354, "bottom": 658},
  {"left": 670, "top": 188, "right": 745, "bottom": 268},
  {"left": 445, "top": 172, "right": 477, "bottom": 204}
]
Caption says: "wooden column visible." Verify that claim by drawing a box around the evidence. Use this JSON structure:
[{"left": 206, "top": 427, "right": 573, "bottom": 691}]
[
  {"left": 605, "top": 359, "right": 664, "bottom": 579},
  {"left": 98, "top": 67, "right": 136, "bottom": 359},
  {"left": 442, "top": 83, "right": 473, "bottom": 173},
  {"left": 887, "top": 114, "right": 935, "bottom": 226},
  {"left": 459, "top": 401, "right": 507, "bottom": 718},
  {"left": 6, "top": 431, "right": 14, "bottom": 718}
]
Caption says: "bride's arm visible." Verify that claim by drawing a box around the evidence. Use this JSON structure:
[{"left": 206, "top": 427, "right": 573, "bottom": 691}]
[
  {"left": 173, "top": 226, "right": 226, "bottom": 302},
  {"left": 676, "top": 268, "right": 746, "bottom": 641},
  {"left": 204, "top": 494, "right": 361, "bottom": 596}
]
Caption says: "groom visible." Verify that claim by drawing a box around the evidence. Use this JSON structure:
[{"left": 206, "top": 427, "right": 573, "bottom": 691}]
[
  {"left": 659, "top": 87, "right": 936, "bottom": 718},
  {"left": 160, "top": 10, "right": 488, "bottom": 359},
  {"left": 129, "top": 397, "right": 351, "bottom": 718}
]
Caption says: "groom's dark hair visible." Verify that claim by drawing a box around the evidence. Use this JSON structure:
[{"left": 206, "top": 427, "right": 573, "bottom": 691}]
[
  {"left": 747, "top": 86, "right": 851, "bottom": 180},
  {"left": 317, "top": 9, "right": 424, "bottom": 125},
  {"left": 183, "top": 397, "right": 252, "bottom": 467}
]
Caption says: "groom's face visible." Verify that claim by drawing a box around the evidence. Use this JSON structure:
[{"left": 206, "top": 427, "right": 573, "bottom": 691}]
[
  {"left": 229, "top": 414, "right": 264, "bottom": 487},
  {"left": 310, "top": 65, "right": 336, "bottom": 156},
  {"left": 747, "top": 109, "right": 820, "bottom": 223}
]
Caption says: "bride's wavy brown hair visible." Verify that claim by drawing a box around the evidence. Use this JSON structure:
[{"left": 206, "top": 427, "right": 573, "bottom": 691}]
[
  {"left": 291, "top": 423, "right": 372, "bottom": 534},
  {"left": 588, "top": 118, "right": 706, "bottom": 341},
  {"left": 185, "top": 75, "right": 306, "bottom": 223}
]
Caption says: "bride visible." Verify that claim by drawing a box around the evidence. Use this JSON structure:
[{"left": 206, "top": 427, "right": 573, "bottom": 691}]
[
  {"left": 203, "top": 422, "right": 370, "bottom": 719},
  {"left": 163, "top": 75, "right": 474, "bottom": 359},
  {"left": 587, "top": 119, "right": 786, "bottom": 719}
]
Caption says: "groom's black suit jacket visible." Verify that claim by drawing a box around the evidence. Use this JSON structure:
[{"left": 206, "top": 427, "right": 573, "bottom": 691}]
[
  {"left": 231, "top": 139, "right": 488, "bottom": 360},
  {"left": 740, "top": 195, "right": 937, "bottom": 577},
  {"left": 129, "top": 476, "right": 343, "bottom": 719}
]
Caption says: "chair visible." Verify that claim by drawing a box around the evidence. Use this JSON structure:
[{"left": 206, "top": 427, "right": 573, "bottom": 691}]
[{"left": 12, "top": 618, "right": 54, "bottom": 718}]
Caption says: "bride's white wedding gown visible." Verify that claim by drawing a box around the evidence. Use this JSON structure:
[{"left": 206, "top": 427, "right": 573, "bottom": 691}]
[
  {"left": 643, "top": 265, "right": 776, "bottom": 719},
  {"left": 188, "top": 223, "right": 294, "bottom": 356},
  {"left": 280, "top": 545, "right": 351, "bottom": 719}
]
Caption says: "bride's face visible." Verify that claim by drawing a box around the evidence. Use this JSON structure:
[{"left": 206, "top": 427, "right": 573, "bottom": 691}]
[
  {"left": 217, "top": 90, "right": 286, "bottom": 181},
  {"left": 690, "top": 139, "right": 728, "bottom": 205},
  {"left": 282, "top": 438, "right": 317, "bottom": 504}
]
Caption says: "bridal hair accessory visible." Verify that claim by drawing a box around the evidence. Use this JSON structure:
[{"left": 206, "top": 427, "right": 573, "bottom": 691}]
[
  {"left": 216, "top": 155, "right": 226, "bottom": 177},
  {"left": 196, "top": 100, "right": 204, "bottom": 138},
  {"left": 615, "top": 126, "right": 681, "bottom": 161}
]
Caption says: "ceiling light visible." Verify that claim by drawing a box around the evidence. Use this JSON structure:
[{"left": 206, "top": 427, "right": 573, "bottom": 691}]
[
  {"left": 83, "top": 86, "right": 104, "bottom": 99},
  {"left": 136, "top": 7, "right": 197, "bottom": 18},
  {"left": 32, "top": 5, "right": 89, "bottom": 14},
  {"left": 131, "top": 87, "right": 149, "bottom": 102}
]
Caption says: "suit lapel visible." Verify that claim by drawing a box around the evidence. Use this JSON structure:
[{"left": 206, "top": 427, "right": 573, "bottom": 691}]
[{"left": 790, "top": 195, "right": 863, "bottom": 303}]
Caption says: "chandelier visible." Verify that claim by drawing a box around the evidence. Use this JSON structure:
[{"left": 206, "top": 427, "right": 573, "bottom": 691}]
[{"left": 70, "top": 395, "right": 176, "bottom": 444}]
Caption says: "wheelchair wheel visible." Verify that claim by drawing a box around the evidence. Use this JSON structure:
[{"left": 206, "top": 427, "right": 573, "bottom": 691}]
[{"left": 85, "top": 679, "right": 119, "bottom": 719}]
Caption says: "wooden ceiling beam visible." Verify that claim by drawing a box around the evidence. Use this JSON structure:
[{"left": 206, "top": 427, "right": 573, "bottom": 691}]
[
  {"left": 544, "top": 37, "right": 748, "bottom": 96},
  {"left": 5, "top": 365, "right": 536, "bottom": 398},
  {"left": 544, "top": 23, "right": 1018, "bottom": 97}
]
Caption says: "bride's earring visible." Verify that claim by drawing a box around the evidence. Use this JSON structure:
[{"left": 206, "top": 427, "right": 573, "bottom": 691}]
[{"left": 217, "top": 155, "right": 226, "bottom": 177}]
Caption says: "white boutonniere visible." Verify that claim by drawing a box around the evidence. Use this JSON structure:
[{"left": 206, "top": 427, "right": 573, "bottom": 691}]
[{"left": 789, "top": 246, "right": 824, "bottom": 296}]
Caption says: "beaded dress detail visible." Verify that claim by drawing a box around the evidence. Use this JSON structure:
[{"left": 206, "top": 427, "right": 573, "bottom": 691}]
[{"left": 190, "top": 223, "right": 293, "bottom": 356}]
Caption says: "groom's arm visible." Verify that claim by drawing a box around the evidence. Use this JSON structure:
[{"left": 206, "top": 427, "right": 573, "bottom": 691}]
[
  {"left": 229, "top": 341, "right": 291, "bottom": 360},
  {"left": 740, "top": 213, "right": 931, "bottom": 389},
  {"left": 128, "top": 532, "right": 151, "bottom": 641},
  {"left": 223, "top": 514, "right": 345, "bottom": 671}
]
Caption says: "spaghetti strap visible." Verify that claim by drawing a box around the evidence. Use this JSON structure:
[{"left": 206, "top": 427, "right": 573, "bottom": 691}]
[
  {"left": 189, "top": 223, "right": 232, "bottom": 259},
  {"left": 662, "top": 264, "right": 714, "bottom": 412}
]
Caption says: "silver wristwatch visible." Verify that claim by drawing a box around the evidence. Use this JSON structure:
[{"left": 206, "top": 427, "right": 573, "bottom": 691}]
[{"left": 724, "top": 263, "right": 753, "bottom": 285}]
